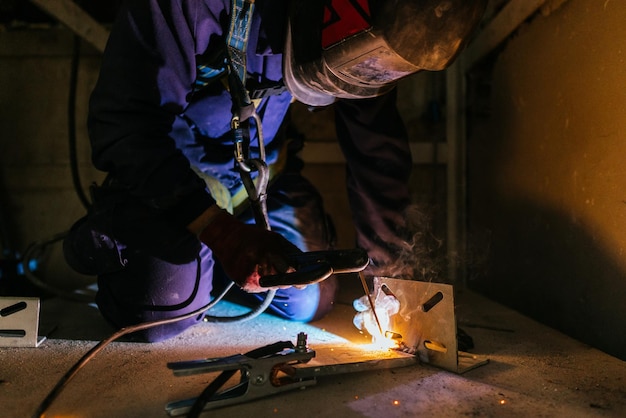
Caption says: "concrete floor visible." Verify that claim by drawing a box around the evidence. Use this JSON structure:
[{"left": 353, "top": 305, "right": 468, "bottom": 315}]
[{"left": 1, "top": 279, "right": 626, "bottom": 418}]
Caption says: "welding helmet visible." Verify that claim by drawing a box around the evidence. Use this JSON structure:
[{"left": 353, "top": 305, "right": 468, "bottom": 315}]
[{"left": 283, "top": 0, "right": 487, "bottom": 106}]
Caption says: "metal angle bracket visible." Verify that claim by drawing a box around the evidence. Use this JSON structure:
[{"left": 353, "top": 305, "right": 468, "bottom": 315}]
[
  {"left": 374, "top": 277, "right": 488, "bottom": 374},
  {"left": 0, "top": 297, "right": 46, "bottom": 347}
]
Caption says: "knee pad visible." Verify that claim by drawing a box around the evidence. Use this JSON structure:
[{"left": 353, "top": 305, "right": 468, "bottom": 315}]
[{"left": 63, "top": 215, "right": 126, "bottom": 276}]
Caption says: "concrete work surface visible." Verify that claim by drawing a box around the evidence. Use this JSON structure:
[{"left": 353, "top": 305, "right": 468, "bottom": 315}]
[{"left": 1, "top": 281, "right": 625, "bottom": 418}]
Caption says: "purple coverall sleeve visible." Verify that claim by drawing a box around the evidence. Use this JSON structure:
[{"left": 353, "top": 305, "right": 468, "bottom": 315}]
[
  {"left": 88, "top": 0, "right": 229, "bottom": 226},
  {"left": 334, "top": 89, "right": 413, "bottom": 269}
]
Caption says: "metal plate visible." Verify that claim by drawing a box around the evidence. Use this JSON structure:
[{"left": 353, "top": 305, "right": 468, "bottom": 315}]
[
  {"left": 0, "top": 297, "right": 45, "bottom": 347},
  {"left": 293, "top": 343, "right": 418, "bottom": 378},
  {"left": 374, "top": 278, "right": 488, "bottom": 373}
]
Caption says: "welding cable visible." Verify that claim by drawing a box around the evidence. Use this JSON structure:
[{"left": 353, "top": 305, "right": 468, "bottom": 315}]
[
  {"left": 19, "top": 26, "right": 91, "bottom": 301},
  {"left": 203, "top": 288, "right": 277, "bottom": 323},
  {"left": 31, "top": 294, "right": 226, "bottom": 418},
  {"left": 67, "top": 30, "right": 91, "bottom": 210},
  {"left": 21, "top": 231, "right": 95, "bottom": 304},
  {"left": 187, "top": 367, "right": 238, "bottom": 418}
]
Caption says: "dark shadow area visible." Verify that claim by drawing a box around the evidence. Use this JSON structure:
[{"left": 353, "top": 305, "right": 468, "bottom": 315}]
[
  {"left": 0, "top": 0, "right": 124, "bottom": 25},
  {"left": 0, "top": 170, "right": 47, "bottom": 298},
  {"left": 464, "top": 47, "right": 626, "bottom": 361},
  {"left": 467, "top": 197, "right": 626, "bottom": 361},
  {"left": 40, "top": 298, "right": 115, "bottom": 341}
]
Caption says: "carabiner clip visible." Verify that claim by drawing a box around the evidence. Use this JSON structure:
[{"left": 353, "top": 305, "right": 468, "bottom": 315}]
[
  {"left": 231, "top": 115, "right": 250, "bottom": 172},
  {"left": 232, "top": 108, "right": 266, "bottom": 171}
]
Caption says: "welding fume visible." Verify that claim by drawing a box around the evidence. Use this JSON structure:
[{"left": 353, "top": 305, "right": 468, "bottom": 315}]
[{"left": 61, "top": 0, "right": 487, "bottom": 342}]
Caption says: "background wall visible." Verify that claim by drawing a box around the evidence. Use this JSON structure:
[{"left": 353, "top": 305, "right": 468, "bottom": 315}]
[
  {"left": 0, "top": 29, "right": 104, "bottom": 294},
  {"left": 467, "top": 0, "right": 626, "bottom": 360}
]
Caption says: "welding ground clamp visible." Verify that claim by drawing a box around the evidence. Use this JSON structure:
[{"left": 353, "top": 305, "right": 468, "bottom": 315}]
[
  {"left": 165, "top": 332, "right": 417, "bottom": 417},
  {"left": 165, "top": 333, "right": 315, "bottom": 417}
]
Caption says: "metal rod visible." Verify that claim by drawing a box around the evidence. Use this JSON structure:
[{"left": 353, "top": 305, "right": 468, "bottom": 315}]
[{"left": 359, "top": 272, "right": 383, "bottom": 335}]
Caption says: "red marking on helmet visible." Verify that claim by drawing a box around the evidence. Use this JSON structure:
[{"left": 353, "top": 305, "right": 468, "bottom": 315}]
[{"left": 322, "top": 0, "right": 371, "bottom": 49}]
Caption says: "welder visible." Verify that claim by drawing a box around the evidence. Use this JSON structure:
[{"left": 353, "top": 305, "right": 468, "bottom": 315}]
[{"left": 63, "top": 0, "right": 486, "bottom": 342}]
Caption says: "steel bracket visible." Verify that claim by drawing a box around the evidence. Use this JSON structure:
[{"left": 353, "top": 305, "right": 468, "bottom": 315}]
[
  {"left": 374, "top": 278, "right": 489, "bottom": 373},
  {"left": 0, "top": 297, "right": 46, "bottom": 347}
]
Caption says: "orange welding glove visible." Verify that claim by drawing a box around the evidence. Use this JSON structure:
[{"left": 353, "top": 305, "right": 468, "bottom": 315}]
[{"left": 198, "top": 209, "right": 302, "bottom": 293}]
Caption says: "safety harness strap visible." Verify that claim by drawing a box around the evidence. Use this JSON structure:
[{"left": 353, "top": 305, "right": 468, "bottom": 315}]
[
  {"left": 224, "top": 0, "right": 270, "bottom": 231},
  {"left": 226, "top": 0, "right": 255, "bottom": 115}
]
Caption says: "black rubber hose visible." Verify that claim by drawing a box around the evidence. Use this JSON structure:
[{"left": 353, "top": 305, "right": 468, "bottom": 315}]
[{"left": 68, "top": 33, "right": 91, "bottom": 210}]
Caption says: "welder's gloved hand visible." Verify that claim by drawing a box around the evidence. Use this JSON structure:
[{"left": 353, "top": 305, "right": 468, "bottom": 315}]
[
  {"left": 353, "top": 290, "right": 400, "bottom": 336},
  {"left": 198, "top": 209, "right": 302, "bottom": 293}
]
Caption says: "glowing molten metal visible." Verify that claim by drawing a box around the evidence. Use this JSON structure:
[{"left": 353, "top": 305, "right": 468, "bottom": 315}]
[{"left": 354, "top": 291, "right": 401, "bottom": 350}]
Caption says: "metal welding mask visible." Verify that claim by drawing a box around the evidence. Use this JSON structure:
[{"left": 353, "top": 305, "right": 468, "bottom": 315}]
[{"left": 283, "top": 0, "right": 487, "bottom": 106}]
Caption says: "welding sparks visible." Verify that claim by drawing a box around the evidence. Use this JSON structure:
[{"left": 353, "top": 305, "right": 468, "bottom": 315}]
[
  {"left": 360, "top": 334, "right": 398, "bottom": 351},
  {"left": 357, "top": 314, "right": 400, "bottom": 351},
  {"left": 353, "top": 290, "right": 401, "bottom": 350}
]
